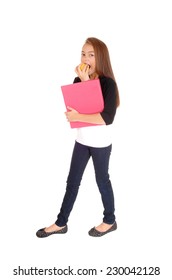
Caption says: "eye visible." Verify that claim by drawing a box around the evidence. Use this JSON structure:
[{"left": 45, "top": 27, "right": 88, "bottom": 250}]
[{"left": 81, "top": 53, "right": 85, "bottom": 57}]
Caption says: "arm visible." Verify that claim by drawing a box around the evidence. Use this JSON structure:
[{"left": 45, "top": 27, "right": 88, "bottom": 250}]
[
  {"left": 69, "top": 77, "right": 117, "bottom": 125},
  {"left": 65, "top": 106, "right": 105, "bottom": 125}
]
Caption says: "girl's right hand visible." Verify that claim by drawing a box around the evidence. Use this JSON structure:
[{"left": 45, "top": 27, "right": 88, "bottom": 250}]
[{"left": 75, "top": 64, "right": 90, "bottom": 81}]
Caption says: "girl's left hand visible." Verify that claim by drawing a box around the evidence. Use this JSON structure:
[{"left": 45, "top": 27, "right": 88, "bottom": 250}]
[{"left": 65, "top": 106, "right": 79, "bottom": 122}]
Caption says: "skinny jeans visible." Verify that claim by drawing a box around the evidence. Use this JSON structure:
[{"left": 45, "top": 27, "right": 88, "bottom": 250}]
[{"left": 55, "top": 141, "right": 115, "bottom": 226}]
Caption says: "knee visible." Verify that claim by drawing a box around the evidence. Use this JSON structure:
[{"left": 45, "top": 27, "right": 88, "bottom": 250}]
[{"left": 96, "top": 173, "right": 110, "bottom": 187}]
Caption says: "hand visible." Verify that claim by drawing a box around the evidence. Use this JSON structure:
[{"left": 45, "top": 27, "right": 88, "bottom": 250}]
[
  {"left": 65, "top": 106, "right": 79, "bottom": 122},
  {"left": 75, "top": 64, "right": 90, "bottom": 81}
]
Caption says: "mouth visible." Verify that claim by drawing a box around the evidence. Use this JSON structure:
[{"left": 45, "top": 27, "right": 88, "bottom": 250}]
[{"left": 80, "top": 63, "right": 91, "bottom": 71}]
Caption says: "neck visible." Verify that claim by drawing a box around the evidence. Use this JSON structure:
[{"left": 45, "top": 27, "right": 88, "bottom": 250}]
[{"left": 89, "top": 73, "right": 99, "bottom": 80}]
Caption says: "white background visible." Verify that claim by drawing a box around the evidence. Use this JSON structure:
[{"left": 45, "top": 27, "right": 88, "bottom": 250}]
[{"left": 0, "top": 0, "right": 171, "bottom": 279}]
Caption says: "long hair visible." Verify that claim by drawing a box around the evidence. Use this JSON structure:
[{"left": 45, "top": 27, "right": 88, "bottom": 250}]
[{"left": 85, "top": 37, "right": 120, "bottom": 107}]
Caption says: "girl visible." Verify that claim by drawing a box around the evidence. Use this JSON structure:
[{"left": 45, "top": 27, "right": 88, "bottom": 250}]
[{"left": 36, "top": 37, "right": 120, "bottom": 237}]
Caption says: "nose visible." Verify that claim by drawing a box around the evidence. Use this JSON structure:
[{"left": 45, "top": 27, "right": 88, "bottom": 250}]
[
  {"left": 83, "top": 54, "right": 90, "bottom": 64},
  {"left": 83, "top": 59, "right": 90, "bottom": 66}
]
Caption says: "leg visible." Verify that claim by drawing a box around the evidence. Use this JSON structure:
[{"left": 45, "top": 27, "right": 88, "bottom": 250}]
[
  {"left": 36, "top": 142, "right": 90, "bottom": 237},
  {"left": 55, "top": 141, "right": 90, "bottom": 226},
  {"left": 91, "top": 145, "right": 116, "bottom": 228}
]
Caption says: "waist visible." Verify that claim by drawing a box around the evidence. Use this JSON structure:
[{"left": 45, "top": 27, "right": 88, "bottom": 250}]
[{"left": 76, "top": 124, "right": 113, "bottom": 148}]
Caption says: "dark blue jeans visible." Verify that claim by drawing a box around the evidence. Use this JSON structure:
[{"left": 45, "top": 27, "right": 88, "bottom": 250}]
[{"left": 55, "top": 141, "right": 115, "bottom": 226}]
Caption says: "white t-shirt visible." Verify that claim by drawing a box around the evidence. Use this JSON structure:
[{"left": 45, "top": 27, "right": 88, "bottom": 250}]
[{"left": 76, "top": 124, "right": 113, "bottom": 148}]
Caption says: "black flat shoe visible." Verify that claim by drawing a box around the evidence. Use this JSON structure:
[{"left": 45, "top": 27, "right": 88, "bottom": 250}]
[
  {"left": 88, "top": 222, "right": 117, "bottom": 237},
  {"left": 36, "top": 225, "right": 68, "bottom": 238}
]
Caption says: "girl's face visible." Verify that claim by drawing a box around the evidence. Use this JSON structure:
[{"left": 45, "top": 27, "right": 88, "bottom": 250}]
[{"left": 81, "top": 43, "right": 96, "bottom": 76}]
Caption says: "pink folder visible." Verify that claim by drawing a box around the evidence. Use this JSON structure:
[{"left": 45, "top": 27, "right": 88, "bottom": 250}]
[{"left": 61, "top": 79, "right": 104, "bottom": 128}]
